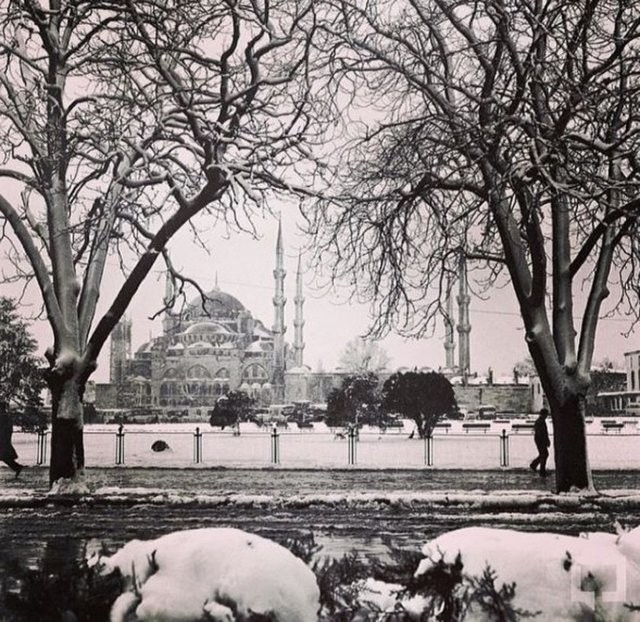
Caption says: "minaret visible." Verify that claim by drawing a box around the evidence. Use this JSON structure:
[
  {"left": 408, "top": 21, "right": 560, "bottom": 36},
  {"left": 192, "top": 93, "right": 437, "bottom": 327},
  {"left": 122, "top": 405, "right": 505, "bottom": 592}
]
[
  {"left": 272, "top": 220, "right": 287, "bottom": 401},
  {"left": 456, "top": 253, "right": 471, "bottom": 373},
  {"left": 162, "top": 271, "right": 175, "bottom": 335},
  {"left": 293, "top": 252, "right": 305, "bottom": 367},
  {"left": 444, "top": 276, "right": 455, "bottom": 369},
  {"left": 110, "top": 316, "right": 131, "bottom": 384}
]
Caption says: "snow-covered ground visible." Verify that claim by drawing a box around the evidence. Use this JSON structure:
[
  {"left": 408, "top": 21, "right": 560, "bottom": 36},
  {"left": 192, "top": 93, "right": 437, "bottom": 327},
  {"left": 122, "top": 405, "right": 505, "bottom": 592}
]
[{"left": 12, "top": 417, "right": 640, "bottom": 469}]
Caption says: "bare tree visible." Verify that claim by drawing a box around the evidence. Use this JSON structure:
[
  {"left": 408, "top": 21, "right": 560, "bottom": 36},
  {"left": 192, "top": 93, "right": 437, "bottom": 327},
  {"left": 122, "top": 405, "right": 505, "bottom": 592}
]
[
  {"left": 0, "top": 0, "right": 324, "bottom": 488},
  {"left": 338, "top": 336, "right": 391, "bottom": 373},
  {"left": 306, "top": 0, "right": 640, "bottom": 492}
]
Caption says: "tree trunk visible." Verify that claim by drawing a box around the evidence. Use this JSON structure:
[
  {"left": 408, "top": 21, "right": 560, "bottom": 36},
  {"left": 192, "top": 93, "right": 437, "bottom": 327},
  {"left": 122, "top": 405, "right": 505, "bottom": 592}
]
[
  {"left": 49, "top": 376, "right": 85, "bottom": 488},
  {"left": 551, "top": 394, "right": 594, "bottom": 493}
]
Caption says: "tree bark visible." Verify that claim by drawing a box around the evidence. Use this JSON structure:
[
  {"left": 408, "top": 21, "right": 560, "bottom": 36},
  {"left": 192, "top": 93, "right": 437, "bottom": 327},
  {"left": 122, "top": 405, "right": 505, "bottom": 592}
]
[
  {"left": 48, "top": 376, "right": 85, "bottom": 487},
  {"left": 551, "top": 393, "right": 594, "bottom": 493}
]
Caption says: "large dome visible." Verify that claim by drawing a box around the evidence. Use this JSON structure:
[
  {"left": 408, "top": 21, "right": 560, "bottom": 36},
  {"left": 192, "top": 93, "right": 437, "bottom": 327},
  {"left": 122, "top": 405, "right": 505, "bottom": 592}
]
[{"left": 185, "top": 289, "right": 246, "bottom": 320}]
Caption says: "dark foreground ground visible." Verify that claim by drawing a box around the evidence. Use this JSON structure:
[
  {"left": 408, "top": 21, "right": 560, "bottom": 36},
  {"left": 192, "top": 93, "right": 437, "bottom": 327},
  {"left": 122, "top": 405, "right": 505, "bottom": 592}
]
[
  {"left": 3, "top": 465, "right": 640, "bottom": 494},
  {"left": 0, "top": 466, "right": 639, "bottom": 620},
  {"left": 1, "top": 467, "right": 639, "bottom": 564}
]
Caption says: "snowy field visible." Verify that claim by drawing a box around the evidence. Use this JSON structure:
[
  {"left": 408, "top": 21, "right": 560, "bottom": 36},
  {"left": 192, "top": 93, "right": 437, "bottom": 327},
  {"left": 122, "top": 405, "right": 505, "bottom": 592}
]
[{"left": 12, "top": 417, "right": 640, "bottom": 469}]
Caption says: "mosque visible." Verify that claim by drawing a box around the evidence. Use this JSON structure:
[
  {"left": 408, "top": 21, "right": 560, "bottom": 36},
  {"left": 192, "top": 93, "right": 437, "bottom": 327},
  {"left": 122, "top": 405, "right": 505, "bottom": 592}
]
[
  {"left": 96, "top": 226, "right": 537, "bottom": 418},
  {"left": 100, "top": 222, "right": 310, "bottom": 412}
]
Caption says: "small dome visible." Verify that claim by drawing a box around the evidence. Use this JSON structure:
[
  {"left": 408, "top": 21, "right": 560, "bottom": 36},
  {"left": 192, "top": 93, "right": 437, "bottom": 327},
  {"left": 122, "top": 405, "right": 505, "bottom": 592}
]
[
  {"left": 168, "top": 342, "right": 185, "bottom": 350},
  {"left": 185, "top": 322, "right": 231, "bottom": 335}
]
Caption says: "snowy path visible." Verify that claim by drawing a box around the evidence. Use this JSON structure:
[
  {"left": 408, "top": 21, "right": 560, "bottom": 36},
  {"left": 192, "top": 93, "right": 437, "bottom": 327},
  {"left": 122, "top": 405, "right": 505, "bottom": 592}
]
[
  {"left": 1, "top": 484, "right": 638, "bottom": 567},
  {"left": 2, "top": 465, "right": 640, "bottom": 494},
  {"left": 1, "top": 467, "right": 640, "bottom": 562}
]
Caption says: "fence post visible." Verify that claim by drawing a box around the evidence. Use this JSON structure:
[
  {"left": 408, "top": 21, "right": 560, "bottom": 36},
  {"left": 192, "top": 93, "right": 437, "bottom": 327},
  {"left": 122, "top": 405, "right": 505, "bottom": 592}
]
[
  {"left": 193, "top": 426, "right": 203, "bottom": 464},
  {"left": 347, "top": 424, "right": 357, "bottom": 465},
  {"left": 270, "top": 425, "right": 280, "bottom": 465},
  {"left": 499, "top": 429, "right": 510, "bottom": 467},
  {"left": 36, "top": 429, "right": 48, "bottom": 465},
  {"left": 115, "top": 424, "right": 125, "bottom": 465},
  {"left": 424, "top": 432, "right": 434, "bottom": 467}
]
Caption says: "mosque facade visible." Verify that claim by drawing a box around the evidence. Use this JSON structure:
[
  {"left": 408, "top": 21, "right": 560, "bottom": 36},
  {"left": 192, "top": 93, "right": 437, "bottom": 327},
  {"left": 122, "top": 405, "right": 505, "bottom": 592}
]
[{"left": 101, "top": 223, "right": 308, "bottom": 412}]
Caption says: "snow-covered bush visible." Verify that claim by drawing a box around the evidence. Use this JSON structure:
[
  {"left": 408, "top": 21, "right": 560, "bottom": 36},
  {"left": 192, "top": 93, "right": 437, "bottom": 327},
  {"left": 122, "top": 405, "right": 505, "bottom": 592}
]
[
  {"left": 97, "top": 527, "right": 320, "bottom": 621},
  {"left": 313, "top": 546, "right": 530, "bottom": 621},
  {"left": 416, "top": 526, "right": 640, "bottom": 621}
]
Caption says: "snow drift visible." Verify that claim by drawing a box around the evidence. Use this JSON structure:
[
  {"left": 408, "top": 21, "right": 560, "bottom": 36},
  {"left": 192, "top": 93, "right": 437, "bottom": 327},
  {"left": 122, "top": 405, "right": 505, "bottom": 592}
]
[{"left": 96, "top": 527, "right": 319, "bottom": 621}]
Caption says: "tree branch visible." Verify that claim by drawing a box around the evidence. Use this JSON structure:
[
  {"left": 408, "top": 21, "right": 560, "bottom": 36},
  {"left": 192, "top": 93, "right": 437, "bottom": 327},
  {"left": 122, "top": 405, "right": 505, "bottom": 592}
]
[{"left": 0, "top": 193, "right": 64, "bottom": 341}]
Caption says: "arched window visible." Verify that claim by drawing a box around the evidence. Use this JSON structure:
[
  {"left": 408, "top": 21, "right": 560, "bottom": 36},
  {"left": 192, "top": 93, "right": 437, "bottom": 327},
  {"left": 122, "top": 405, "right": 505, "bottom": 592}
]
[
  {"left": 242, "top": 364, "right": 268, "bottom": 382},
  {"left": 187, "top": 364, "right": 211, "bottom": 379},
  {"left": 214, "top": 367, "right": 230, "bottom": 380}
]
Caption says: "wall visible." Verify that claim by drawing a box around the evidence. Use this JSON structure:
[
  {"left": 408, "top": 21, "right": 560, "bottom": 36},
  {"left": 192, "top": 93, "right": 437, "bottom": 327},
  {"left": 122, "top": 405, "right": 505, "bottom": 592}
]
[{"left": 452, "top": 384, "right": 532, "bottom": 415}]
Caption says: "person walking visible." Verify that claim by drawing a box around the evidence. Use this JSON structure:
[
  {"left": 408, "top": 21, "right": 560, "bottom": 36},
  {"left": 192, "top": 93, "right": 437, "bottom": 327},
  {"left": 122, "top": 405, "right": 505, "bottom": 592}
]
[
  {"left": 0, "top": 411, "right": 24, "bottom": 477},
  {"left": 530, "top": 408, "right": 550, "bottom": 477}
]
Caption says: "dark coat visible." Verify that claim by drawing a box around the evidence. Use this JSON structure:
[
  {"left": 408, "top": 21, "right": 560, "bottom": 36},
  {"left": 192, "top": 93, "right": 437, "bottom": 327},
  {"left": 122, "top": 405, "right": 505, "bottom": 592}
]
[
  {"left": 0, "top": 414, "right": 17, "bottom": 461},
  {"left": 534, "top": 417, "right": 550, "bottom": 450}
]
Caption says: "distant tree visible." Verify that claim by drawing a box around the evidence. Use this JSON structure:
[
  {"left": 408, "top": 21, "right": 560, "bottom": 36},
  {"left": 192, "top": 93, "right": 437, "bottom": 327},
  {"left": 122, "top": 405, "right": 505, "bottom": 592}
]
[
  {"left": 513, "top": 357, "right": 536, "bottom": 378},
  {"left": 0, "top": 298, "right": 46, "bottom": 430},
  {"left": 592, "top": 357, "right": 622, "bottom": 371},
  {"left": 382, "top": 371, "right": 457, "bottom": 439},
  {"left": 14, "top": 405, "right": 48, "bottom": 434},
  {"left": 344, "top": 373, "right": 382, "bottom": 427},
  {"left": 325, "top": 387, "right": 348, "bottom": 428},
  {"left": 209, "top": 391, "right": 254, "bottom": 429},
  {"left": 325, "top": 373, "right": 381, "bottom": 428},
  {"left": 339, "top": 338, "right": 391, "bottom": 374}
]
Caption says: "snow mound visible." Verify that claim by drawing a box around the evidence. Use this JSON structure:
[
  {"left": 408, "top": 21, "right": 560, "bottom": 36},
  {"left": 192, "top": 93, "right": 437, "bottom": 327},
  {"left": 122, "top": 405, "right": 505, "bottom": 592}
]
[
  {"left": 416, "top": 525, "right": 640, "bottom": 621},
  {"left": 98, "top": 527, "right": 319, "bottom": 621}
]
